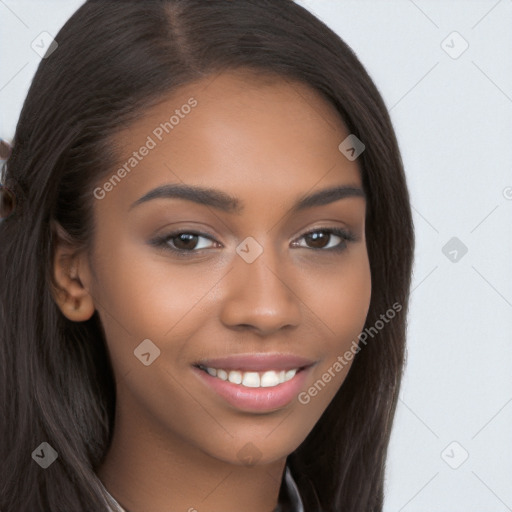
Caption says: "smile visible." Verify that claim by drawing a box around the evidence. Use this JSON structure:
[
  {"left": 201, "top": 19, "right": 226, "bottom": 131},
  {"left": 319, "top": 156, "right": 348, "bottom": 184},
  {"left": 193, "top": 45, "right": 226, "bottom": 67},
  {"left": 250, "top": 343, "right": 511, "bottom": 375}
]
[{"left": 192, "top": 364, "right": 314, "bottom": 413}]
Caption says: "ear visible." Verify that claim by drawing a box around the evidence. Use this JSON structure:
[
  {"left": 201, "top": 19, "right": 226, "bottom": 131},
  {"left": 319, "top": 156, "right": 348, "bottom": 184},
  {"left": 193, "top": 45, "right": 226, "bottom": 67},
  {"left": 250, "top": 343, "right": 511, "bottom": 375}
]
[{"left": 50, "top": 221, "right": 95, "bottom": 322}]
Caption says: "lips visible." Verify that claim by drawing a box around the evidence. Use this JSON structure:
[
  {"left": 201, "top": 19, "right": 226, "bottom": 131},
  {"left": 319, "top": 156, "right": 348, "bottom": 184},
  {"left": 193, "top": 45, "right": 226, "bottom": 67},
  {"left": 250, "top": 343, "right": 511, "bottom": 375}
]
[
  {"left": 193, "top": 353, "right": 315, "bottom": 372},
  {"left": 191, "top": 353, "right": 316, "bottom": 412}
]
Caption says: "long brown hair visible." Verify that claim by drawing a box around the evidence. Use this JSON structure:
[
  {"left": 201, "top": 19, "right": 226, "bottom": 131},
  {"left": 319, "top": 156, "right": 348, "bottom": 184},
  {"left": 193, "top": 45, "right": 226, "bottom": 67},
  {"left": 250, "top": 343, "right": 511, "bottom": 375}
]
[{"left": 0, "top": 1, "right": 414, "bottom": 510}]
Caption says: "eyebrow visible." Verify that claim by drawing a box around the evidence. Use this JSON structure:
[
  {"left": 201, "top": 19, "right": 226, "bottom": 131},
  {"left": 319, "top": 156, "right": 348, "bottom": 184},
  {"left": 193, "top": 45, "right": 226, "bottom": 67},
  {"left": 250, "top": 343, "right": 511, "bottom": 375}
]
[{"left": 128, "top": 182, "right": 365, "bottom": 214}]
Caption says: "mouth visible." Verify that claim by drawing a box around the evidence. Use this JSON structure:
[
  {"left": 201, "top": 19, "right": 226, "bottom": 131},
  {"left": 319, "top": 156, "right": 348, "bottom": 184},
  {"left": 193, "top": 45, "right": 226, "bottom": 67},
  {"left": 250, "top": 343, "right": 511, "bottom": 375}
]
[{"left": 191, "top": 353, "right": 316, "bottom": 412}]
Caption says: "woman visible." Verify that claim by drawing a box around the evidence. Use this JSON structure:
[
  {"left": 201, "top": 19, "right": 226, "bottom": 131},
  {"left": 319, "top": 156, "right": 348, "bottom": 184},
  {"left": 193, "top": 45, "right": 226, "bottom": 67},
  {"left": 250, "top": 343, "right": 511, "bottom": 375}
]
[{"left": 0, "top": 1, "right": 414, "bottom": 511}]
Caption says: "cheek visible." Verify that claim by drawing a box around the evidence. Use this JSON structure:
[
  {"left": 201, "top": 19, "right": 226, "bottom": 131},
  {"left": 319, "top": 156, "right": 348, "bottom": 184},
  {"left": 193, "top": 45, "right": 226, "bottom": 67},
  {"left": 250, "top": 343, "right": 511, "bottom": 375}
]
[
  {"left": 90, "top": 236, "right": 227, "bottom": 343},
  {"left": 325, "top": 255, "right": 372, "bottom": 345},
  {"left": 294, "top": 252, "right": 371, "bottom": 408},
  {"left": 297, "top": 249, "right": 372, "bottom": 349}
]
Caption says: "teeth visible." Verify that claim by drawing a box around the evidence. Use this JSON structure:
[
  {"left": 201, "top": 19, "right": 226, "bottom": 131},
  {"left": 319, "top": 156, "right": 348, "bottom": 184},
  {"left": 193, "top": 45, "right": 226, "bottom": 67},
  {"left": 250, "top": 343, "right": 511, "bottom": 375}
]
[
  {"left": 228, "top": 370, "right": 242, "bottom": 384},
  {"left": 285, "top": 369, "right": 297, "bottom": 380},
  {"left": 242, "top": 372, "right": 260, "bottom": 387},
  {"left": 260, "top": 370, "right": 280, "bottom": 387},
  {"left": 202, "top": 366, "right": 299, "bottom": 388},
  {"left": 216, "top": 369, "right": 228, "bottom": 380}
]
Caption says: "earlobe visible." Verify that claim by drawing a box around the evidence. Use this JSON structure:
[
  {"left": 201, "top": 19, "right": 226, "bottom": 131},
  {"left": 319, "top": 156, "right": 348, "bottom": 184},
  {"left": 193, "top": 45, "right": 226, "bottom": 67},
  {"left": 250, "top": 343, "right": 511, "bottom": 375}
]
[{"left": 50, "top": 222, "right": 96, "bottom": 322}]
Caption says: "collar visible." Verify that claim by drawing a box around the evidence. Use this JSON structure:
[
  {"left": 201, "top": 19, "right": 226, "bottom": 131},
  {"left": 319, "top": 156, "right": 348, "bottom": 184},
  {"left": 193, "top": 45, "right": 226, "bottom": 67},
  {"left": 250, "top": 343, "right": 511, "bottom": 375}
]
[
  {"left": 99, "top": 465, "right": 304, "bottom": 512},
  {"left": 282, "top": 465, "right": 305, "bottom": 512}
]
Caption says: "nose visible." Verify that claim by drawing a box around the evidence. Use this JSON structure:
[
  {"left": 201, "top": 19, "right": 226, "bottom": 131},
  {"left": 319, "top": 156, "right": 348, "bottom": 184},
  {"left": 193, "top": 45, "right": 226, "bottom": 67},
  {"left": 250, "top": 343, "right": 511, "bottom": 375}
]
[{"left": 219, "top": 241, "right": 302, "bottom": 336}]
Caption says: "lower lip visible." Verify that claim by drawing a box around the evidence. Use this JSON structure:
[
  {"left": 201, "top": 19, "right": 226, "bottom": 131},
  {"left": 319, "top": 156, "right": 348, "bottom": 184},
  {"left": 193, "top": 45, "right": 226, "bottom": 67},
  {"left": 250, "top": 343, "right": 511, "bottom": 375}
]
[{"left": 192, "top": 365, "right": 313, "bottom": 412}]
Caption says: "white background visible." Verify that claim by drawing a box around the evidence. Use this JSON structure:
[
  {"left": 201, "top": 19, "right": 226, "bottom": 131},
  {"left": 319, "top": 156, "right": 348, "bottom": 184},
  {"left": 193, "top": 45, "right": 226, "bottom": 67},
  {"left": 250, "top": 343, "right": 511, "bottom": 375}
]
[{"left": 1, "top": 1, "right": 511, "bottom": 511}]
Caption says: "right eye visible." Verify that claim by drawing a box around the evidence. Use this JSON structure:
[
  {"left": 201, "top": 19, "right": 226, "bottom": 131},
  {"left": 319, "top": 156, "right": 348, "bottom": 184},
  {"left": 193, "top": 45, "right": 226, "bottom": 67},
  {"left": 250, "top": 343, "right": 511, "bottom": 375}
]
[{"left": 149, "top": 230, "right": 221, "bottom": 256}]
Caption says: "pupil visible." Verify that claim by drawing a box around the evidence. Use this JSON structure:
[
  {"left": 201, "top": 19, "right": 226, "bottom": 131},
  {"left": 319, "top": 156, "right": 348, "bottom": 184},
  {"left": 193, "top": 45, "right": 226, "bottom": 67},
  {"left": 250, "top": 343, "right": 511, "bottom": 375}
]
[
  {"left": 306, "top": 232, "right": 328, "bottom": 249},
  {"left": 175, "top": 233, "right": 197, "bottom": 250}
]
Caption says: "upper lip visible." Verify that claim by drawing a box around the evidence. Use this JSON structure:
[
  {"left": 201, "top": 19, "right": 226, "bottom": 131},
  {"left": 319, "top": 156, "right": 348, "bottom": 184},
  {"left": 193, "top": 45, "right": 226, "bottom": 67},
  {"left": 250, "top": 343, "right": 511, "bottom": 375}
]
[{"left": 194, "top": 353, "right": 316, "bottom": 372}]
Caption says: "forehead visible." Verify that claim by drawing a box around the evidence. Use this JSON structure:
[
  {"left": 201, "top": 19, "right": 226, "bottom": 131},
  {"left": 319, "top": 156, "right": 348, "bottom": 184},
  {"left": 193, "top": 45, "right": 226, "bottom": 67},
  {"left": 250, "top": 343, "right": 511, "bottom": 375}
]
[{"left": 100, "top": 69, "right": 363, "bottom": 216}]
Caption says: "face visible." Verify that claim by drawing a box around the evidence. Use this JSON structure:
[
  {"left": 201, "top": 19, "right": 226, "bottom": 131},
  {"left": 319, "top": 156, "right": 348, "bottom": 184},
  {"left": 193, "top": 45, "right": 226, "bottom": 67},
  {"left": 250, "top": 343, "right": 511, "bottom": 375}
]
[{"left": 58, "top": 70, "right": 371, "bottom": 467}]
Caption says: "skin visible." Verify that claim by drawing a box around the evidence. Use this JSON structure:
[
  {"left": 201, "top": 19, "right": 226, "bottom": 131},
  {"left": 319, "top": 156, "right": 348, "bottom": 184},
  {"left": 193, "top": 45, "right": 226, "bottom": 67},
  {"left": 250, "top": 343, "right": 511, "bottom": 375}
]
[{"left": 52, "top": 69, "right": 371, "bottom": 512}]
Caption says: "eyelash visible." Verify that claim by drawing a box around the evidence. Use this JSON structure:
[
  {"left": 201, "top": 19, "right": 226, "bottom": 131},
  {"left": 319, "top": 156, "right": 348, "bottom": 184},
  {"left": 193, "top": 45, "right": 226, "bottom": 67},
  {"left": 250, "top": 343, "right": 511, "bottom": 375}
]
[{"left": 149, "top": 227, "right": 357, "bottom": 258}]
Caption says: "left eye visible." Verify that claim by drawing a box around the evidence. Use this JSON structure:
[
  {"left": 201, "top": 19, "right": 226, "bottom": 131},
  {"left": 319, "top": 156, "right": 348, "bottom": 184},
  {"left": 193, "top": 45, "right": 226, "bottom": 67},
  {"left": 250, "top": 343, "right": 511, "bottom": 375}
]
[{"left": 291, "top": 228, "right": 353, "bottom": 251}]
